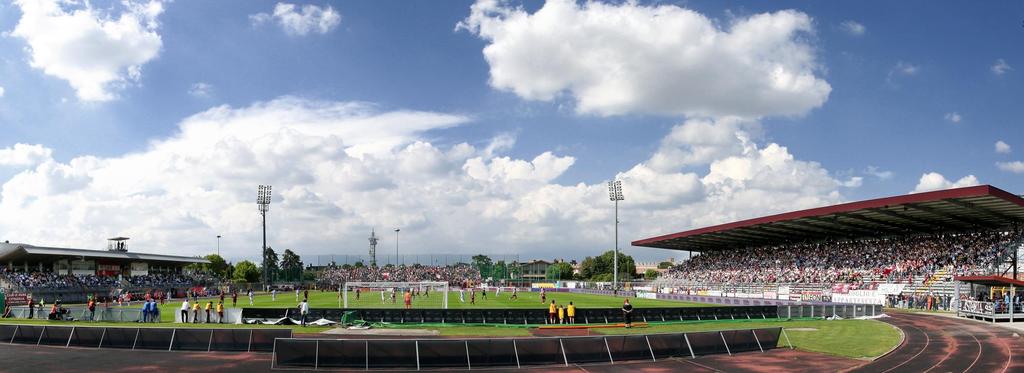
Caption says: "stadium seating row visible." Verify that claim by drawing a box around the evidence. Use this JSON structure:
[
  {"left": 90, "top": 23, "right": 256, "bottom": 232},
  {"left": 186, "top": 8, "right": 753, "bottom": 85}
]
[
  {"left": 242, "top": 306, "right": 780, "bottom": 325},
  {"left": 0, "top": 325, "right": 290, "bottom": 352},
  {"left": 273, "top": 327, "right": 784, "bottom": 369}
]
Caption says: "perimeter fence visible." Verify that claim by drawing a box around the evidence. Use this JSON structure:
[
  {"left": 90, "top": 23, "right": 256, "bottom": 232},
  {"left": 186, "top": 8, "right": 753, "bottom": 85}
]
[{"left": 0, "top": 325, "right": 290, "bottom": 352}]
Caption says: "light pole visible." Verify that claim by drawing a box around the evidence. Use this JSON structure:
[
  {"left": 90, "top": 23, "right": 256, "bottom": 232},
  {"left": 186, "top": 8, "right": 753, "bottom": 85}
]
[
  {"left": 258, "top": 185, "right": 272, "bottom": 288},
  {"left": 608, "top": 180, "right": 624, "bottom": 294},
  {"left": 216, "top": 235, "right": 221, "bottom": 257},
  {"left": 394, "top": 228, "right": 401, "bottom": 266}
]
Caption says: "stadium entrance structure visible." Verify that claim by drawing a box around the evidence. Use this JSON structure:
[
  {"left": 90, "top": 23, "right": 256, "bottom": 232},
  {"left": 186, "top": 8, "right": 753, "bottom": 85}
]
[
  {"left": 633, "top": 185, "right": 1024, "bottom": 304},
  {"left": 343, "top": 281, "right": 449, "bottom": 309}
]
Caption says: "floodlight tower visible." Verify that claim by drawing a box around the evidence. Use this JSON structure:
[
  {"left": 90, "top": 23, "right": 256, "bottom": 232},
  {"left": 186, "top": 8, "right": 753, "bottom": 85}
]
[
  {"left": 368, "top": 229, "right": 379, "bottom": 267},
  {"left": 258, "top": 185, "right": 272, "bottom": 287},
  {"left": 608, "top": 180, "right": 624, "bottom": 293}
]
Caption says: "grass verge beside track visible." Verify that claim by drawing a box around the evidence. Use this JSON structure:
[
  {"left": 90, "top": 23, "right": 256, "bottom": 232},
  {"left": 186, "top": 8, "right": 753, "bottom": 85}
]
[{"left": 590, "top": 318, "right": 900, "bottom": 359}]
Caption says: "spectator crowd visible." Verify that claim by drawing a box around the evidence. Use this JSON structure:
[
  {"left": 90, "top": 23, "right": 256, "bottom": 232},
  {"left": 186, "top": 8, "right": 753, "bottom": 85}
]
[
  {"left": 656, "top": 229, "right": 1023, "bottom": 286},
  {"left": 317, "top": 263, "right": 481, "bottom": 287},
  {"left": 0, "top": 269, "right": 217, "bottom": 291}
]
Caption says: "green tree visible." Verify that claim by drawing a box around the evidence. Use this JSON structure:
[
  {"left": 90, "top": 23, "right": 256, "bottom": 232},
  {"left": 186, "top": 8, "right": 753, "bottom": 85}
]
[
  {"left": 233, "top": 260, "right": 260, "bottom": 283},
  {"left": 263, "top": 246, "right": 280, "bottom": 282},
  {"left": 657, "top": 261, "right": 673, "bottom": 269},
  {"left": 472, "top": 254, "right": 493, "bottom": 277},
  {"left": 644, "top": 269, "right": 660, "bottom": 280},
  {"left": 545, "top": 262, "right": 574, "bottom": 280},
  {"left": 493, "top": 260, "right": 508, "bottom": 280},
  {"left": 353, "top": 260, "right": 365, "bottom": 268},
  {"left": 280, "top": 249, "right": 303, "bottom": 281},
  {"left": 578, "top": 250, "right": 636, "bottom": 280}
]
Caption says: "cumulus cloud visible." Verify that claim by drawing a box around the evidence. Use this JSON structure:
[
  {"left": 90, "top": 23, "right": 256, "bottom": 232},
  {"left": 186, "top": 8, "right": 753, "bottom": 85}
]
[
  {"left": 188, "top": 82, "right": 213, "bottom": 98},
  {"left": 865, "top": 166, "right": 894, "bottom": 180},
  {"left": 996, "top": 161, "right": 1024, "bottom": 174},
  {"left": 995, "top": 140, "right": 1011, "bottom": 154},
  {"left": 839, "top": 20, "right": 865, "bottom": 36},
  {"left": 0, "top": 97, "right": 853, "bottom": 260},
  {"left": 0, "top": 143, "right": 54, "bottom": 168},
  {"left": 250, "top": 2, "right": 341, "bottom": 36},
  {"left": 0, "top": 86, "right": 5, "bottom": 98},
  {"left": 458, "top": 0, "right": 831, "bottom": 118},
  {"left": 991, "top": 59, "right": 1012, "bottom": 75},
  {"left": 944, "top": 112, "right": 961, "bottom": 123},
  {"left": 912, "top": 172, "right": 980, "bottom": 193},
  {"left": 10, "top": 0, "right": 164, "bottom": 101}
]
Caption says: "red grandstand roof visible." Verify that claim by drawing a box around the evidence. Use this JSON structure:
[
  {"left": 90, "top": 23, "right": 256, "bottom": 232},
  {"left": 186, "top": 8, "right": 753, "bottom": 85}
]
[
  {"left": 633, "top": 185, "right": 1024, "bottom": 251},
  {"left": 953, "top": 276, "right": 1024, "bottom": 287}
]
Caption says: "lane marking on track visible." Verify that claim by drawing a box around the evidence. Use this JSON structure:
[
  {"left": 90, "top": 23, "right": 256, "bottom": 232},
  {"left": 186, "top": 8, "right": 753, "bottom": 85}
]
[
  {"left": 670, "top": 357, "right": 722, "bottom": 372},
  {"left": 880, "top": 321, "right": 930, "bottom": 373},
  {"left": 962, "top": 327, "right": 983, "bottom": 373},
  {"left": 922, "top": 330, "right": 956, "bottom": 373},
  {"left": 1000, "top": 337, "right": 1012, "bottom": 373}
]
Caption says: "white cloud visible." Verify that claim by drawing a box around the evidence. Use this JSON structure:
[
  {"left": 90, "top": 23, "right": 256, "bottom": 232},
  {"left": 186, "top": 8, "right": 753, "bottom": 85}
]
[
  {"left": 250, "top": 3, "right": 341, "bottom": 36},
  {"left": 865, "top": 166, "right": 894, "bottom": 180},
  {"left": 912, "top": 172, "right": 980, "bottom": 193},
  {"left": 10, "top": 0, "right": 164, "bottom": 102},
  {"left": 886, "top": 61, "right": 918, "bottom": 86},
  {"left": 995, "top": 140, "right": 1011, "bottom": 154},
  {"left": 0, "top": 97, "right": 853, "bottom": 260},
  {"left": 991, "top": 59, "right": 1012, "bottom": 75},
  {"left": 839, "top": 20, "right": 865, "bottom": 36},
  {"left": 458, "top": 0, "right": 831, "bottom": 118},
  {"left": 0, "top": 86, "right": 5, "bottom": 98},
  {"left": 944, "top": 112, "right": 962, "bottom": 123},
  {"left": 996, "top": 161, "right": 1024, "bottom": 174},
  {"left": 893, "top": 61, "right": 919, "bottom": 76},
  {"left": 0, "top": 143, "right": 54, "bottom": 168},
  {"left": 188, "top": 82, "right": 213, "bottom": 98}
]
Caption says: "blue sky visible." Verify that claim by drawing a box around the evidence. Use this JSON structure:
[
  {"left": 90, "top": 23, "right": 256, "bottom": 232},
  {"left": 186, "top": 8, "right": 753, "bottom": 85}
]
[{"left": 0, "top": 0, "right": 1020, "bottom": 264}]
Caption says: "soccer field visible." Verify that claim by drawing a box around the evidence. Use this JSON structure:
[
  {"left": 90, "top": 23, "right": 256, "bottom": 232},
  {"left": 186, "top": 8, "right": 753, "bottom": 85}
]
[
  {"left": 99, "top": 290, "right": 706, "bottom": 323},
  {"left": 244, "top": 289, "right": 708, "bottom": 309}
]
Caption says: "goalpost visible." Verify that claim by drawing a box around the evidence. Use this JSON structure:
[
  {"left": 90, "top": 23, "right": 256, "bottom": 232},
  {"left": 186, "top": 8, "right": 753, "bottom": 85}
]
[{"left": 342, "top": 281, "right": 450, "bottom": 309}]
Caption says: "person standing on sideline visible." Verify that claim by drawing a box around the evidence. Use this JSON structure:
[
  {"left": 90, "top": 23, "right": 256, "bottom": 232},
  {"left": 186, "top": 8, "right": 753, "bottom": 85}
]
[
  {"left": 404, "top": 290, "right": 412, "bottom": 310},
  {"left": 295, "top": 288, "right": 300, "bottom": 302},
  {"left": 459, "top": 288, "right": 465, "bottom": 303},
  {"left": 298, "top": 298, "right": 309, "bottom": 327},
  {"left": 87, "top": 297, "right": 96, "bottom": 321},
  {"left": 548, "top": 300, "right": 557, "bottom": 324},
  {"left": 470, "top": 288, "right": 476, "bottom": 305},
  {"left": 356, "top": 288, "right": 361, "bottom": 300},
  {"left": 192, "top": 301, "right": 200, "bottom": 323},
  {"left": 180, "top": 299, "right": 190, "bottom": 323},
  {"left": 567, "top": 302, "right": 576, "bottom": 324},
  {"left": 557, "top": 304, "right": 565, "bottom": 324},
  {"left": 248, "top": 290, "right": 254, "bottom": 306},
  {"left": 216, "top": 301, "right": 225, "bottom": 323},
  {"left": 622, "top": 299, "right": 633, "bottom": 328},
  {"left": 205, "top": 301, "right": 213, "bottom": 323},
  {"left": 272, "top": 289, "right": 277, "bottom": 301},
  {"left": 232, "top": 291, "right": 238, "bottom": 307}
]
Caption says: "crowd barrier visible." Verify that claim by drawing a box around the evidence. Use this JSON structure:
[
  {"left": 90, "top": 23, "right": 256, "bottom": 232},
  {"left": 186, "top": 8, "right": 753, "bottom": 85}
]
[
  {"left": 0, "top": 324, "right": 290, "bottom": 352},
  {"left": 272, "top": 327, "right": 784, "bottom": 370},
  {"left": 776, "top": 304, "right": 883, "bottom": 319},
  {"left": 242, "top": 306, "right": 779, "bottom": 325}
]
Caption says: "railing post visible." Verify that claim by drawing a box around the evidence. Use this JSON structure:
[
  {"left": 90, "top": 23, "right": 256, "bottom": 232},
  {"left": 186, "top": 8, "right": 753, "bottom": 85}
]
[
  {"left": 604, "top": 337, "right": 614, "bottom": 364},
  {"left": 512, "top": 339, "right": 521, "bottom": 369},
  {"left": 751, "top": 329, "right": 764, "bottom": 353},
  {"left": 683, "top": 333, "right": 695, "bottom": 359},
  {"left": 66, "top": 327, "right": 75, "bottom": 348},
  {"left": 720, "top": 332, "right": 732, "bottom": 356}
]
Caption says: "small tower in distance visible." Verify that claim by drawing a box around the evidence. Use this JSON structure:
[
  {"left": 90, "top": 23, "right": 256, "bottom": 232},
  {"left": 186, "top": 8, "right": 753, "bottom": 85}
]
[{"left": 368, "top": 229, "right": 379, "bottom": 267}]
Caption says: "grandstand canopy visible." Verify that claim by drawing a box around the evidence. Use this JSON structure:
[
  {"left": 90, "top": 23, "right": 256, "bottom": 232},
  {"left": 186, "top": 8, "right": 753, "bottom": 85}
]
[
  {"left": 633, "top": 185, "right": 1024, "bottom": 252},
  {"left": 0, "top": 242, "right": 208, "bottom": 265}
]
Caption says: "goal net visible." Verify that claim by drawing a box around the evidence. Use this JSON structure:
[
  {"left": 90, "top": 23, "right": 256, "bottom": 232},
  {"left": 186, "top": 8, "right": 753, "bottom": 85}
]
[{"left": 342, "top": 281, "right": 450, "bottom": 309}]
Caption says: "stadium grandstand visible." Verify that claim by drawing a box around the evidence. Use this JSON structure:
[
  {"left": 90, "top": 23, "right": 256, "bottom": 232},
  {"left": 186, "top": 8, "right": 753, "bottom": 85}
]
[
  {"left": 0, "top": 238, "right": 211, "bottom": 304},
  {"left": 634, "top": 184, "right": 1024, "bottom": 309}
]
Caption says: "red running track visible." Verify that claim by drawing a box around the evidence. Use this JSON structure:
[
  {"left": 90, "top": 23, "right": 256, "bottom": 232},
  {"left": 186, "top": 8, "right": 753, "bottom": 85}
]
[
  {"left": 0, "top": 312, "right": 1021, "bottom": 372},
  {"left": 845, "top": 311, "right": 1024, "bottom": 373}
]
